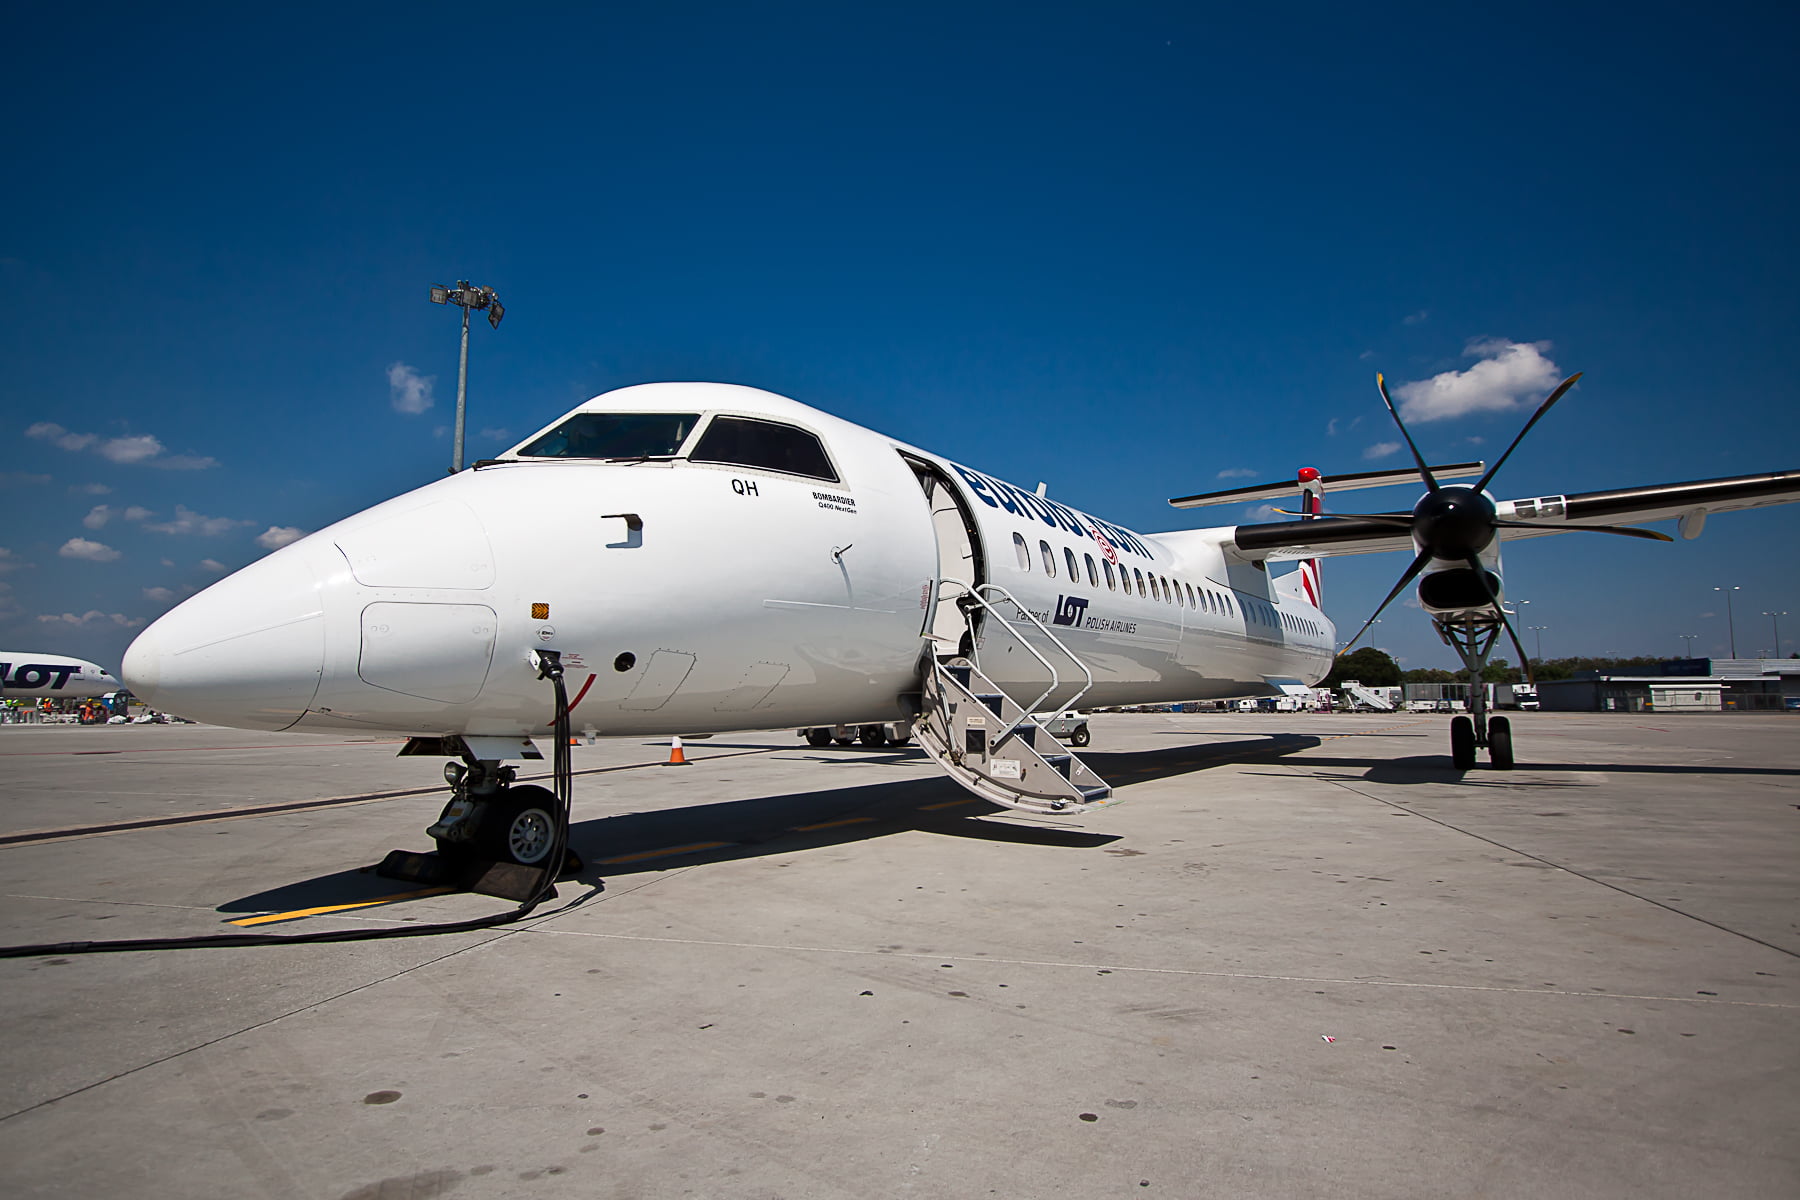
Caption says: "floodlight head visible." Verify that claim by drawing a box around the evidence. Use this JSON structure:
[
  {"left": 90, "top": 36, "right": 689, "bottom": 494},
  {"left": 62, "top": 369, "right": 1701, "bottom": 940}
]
[
  {"left": 429, "top": 285, "right": 449, "bottom": 304},
  {"left": 488, "top": 300, "right": 505, "bottom": 329}
]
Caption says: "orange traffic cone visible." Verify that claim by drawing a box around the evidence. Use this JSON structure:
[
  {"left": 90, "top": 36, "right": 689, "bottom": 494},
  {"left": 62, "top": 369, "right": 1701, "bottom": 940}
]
[{"left": 665, "top": 735, "right": 688, "bottom": 766}]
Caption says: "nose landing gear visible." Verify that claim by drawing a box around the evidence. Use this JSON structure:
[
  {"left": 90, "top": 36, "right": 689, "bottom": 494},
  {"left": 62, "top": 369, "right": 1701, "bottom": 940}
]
[
  {"left": 382, "top": 652, "right": 581, "bottom": 899},
  {"left": 428, "top": 762, "right": 568, "bottom": 868}
]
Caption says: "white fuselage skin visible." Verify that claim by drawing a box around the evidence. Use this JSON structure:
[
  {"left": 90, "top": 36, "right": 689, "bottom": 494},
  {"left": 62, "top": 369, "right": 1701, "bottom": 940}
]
[
  {"left": 122, "top": 384, "right": 1334, "bottom": 738},
  {"left": 1, "top": 653, "right": 121, "bottom": 700}
]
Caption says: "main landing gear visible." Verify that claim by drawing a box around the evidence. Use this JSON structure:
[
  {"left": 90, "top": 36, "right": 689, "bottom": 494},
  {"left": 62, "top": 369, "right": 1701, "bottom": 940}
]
[{"left": 1439, "top": 613, "right": 1516, "bottom": 772}]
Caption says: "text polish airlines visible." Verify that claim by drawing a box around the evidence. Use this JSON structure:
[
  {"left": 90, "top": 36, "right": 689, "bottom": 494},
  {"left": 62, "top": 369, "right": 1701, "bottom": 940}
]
[
  {"left": 1, "top": 653, "right": 121, "bottom": 700},
  {"left": 120, "top": 382, "right": 1800, "bottom": 867}
]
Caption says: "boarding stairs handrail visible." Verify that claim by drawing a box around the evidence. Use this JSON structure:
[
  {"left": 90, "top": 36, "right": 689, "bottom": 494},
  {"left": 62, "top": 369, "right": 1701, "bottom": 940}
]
[{"left": 939, "top": 579, "right": 1094, "bottom": 749}]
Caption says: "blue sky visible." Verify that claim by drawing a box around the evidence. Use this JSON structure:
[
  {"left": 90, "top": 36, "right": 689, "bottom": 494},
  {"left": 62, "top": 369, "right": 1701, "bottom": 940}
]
[{"left": 5, "top": 3, "right": 1796, "bottom": 674}]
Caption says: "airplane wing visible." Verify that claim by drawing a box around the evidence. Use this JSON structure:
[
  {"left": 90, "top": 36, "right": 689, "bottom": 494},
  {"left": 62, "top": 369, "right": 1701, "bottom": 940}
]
[{"left": 1215, "top": 469, "right": 1800, "bottom": 562}]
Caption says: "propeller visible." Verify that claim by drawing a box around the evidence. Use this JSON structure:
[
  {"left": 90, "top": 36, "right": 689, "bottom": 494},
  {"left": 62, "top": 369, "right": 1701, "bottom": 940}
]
[{"left": 1333, "top": 371, "right": 1673, "bottom": 667}]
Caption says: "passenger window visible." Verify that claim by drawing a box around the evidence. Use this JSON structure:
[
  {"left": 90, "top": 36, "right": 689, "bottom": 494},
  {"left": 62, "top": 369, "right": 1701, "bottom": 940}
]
[
  {"left": 516, "top": 411, "right": 699, "bottom": 459},
  {"left": 1133, "top": 568, "right": 1145, "bottom": 596},
  {"left": 1103, "top": 559, "right": 1116, "bottom": 590},
  {"left": 1013, "top": 532, "right": 1030, "bottom": 570},
  {"left": 690, "top": 416, "right": 837, "bottom": 480},
  {"left": 1186, "top": 583, "right": 1197, "bottom": 609},
  {"left": 1041, "top": 540, "right": 1057, "bottom": 577},
  {"left": 1065, "top": 547, "right": 1080, "bottom": 582},
  {"left": 1085, "top": 554, "right": 1098, "bottom": 586}
]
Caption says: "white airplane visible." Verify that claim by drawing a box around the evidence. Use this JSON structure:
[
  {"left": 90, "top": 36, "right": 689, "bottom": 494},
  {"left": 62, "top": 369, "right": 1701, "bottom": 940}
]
[
  {"left": 2, "top": 652, "right": 122, "bottom": 700},
  {"left": 120, "top": 379, "right": 1800, "bottom": 871}
]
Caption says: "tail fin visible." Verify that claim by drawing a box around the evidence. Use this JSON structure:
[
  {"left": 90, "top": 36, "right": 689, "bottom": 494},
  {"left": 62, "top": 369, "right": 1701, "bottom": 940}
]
[{"left": 1297, "top": 468, "right": 1323, "bottom": 606}]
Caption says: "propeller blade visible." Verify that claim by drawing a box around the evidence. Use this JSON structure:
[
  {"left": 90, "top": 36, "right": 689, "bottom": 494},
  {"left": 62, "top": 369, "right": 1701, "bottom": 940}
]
[
  {"left": 1495, "top": 519, "right": 1673, "bottom": 542},
  {"left": 1375, "top": 373, "right": 1440, "bottom": 492},
  {"left": 1472, "top": 372, "right": 1582, "bottom": 494},
  {"left": 1466, "top": 556, "right": 1537, "bottom": 685},
  {"left": 1337, "top": 548, "right": 1434, "bottom": 655}
]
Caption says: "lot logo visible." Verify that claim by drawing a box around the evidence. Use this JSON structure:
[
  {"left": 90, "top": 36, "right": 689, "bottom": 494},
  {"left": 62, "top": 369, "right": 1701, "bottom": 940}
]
[
  {"left": 1, "top": 662, "right": 79, "bottom": 691},
  {"left": 1052, "top": 595, "right": 1089, "bottom": 627}
]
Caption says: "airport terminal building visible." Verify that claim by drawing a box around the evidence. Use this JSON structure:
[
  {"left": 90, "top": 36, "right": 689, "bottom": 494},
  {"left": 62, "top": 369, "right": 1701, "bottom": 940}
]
[{"left": 1536, "top": 658, "right": 1800, "bottom": 713}]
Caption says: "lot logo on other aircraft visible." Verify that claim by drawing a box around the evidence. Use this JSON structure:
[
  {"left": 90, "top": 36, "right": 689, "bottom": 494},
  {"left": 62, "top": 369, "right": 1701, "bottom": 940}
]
[
  {"left": 1, "top": 662, "right": 80, "bottom": 690},
  {"left": 1053, "top": 595, "right": 1089, "bottom": 627}
]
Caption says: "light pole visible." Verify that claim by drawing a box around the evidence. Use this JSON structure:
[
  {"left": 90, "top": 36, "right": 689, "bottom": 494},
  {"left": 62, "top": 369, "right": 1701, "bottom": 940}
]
[
  {"left": 1527, "top": 625, "right": 1547, "bottom": 661},
  {"left": 1763, "top": 611, "right": 1788, "bottom": 658},
  {"left": 429, "top": 280, "right": 506, "bottom": 473},
  {"left": 1679, "top": 634, "right": 1698, "bottom": 657},
  {"left": 1712, "top": 585, "right": 1740, "bottom": 658}
]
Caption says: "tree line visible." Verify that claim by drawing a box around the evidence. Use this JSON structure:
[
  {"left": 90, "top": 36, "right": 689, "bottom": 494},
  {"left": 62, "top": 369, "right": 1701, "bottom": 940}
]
[{"left": 1318, "top": 648, "right": 1714, "bottom": 689}]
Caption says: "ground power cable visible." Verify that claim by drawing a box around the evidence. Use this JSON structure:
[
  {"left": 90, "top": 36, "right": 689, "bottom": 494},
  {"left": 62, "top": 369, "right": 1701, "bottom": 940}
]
[{"left": 0, "top": 653, "right": 579, "bottom": 959}]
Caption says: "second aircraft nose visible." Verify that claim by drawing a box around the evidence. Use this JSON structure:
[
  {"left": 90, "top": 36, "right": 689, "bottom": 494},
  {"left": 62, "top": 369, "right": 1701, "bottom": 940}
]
[{"left": 122, "top": 543, "right": 329, "bottom": 730}]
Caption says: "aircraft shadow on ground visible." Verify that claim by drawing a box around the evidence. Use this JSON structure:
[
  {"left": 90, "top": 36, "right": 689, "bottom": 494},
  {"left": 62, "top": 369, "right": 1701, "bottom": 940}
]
[
  {"left": 1262, "top": 754, "right": 1800, "bottom": 788},
  {"left": 219, "top": 735, "right": 1314, "bottom": 913}
]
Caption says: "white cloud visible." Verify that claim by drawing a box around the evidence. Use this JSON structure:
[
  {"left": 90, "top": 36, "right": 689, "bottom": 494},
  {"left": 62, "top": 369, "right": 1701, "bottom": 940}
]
[
  {"left": 143, "top": 586, "right": 177, "bottom": 604},
  {"left": 125, "top": 506, "right": 155, "bottom": 521},
  {"left": 99, "top": 434, "right": 164, "bottom": 463},
  {"left": 1402, "top": 310, "right": 1429, "bottom": 326},
  {"left": 1392, "top": 339, "right": 1562, "bottom": 423},
  {"left": 200, "top": 558, "right": 228, "bottom": 573},
  {"left": 1216, "top": 468, "right": 1256, "bottom": 479},
  {"left": 478, "top": 427, "right": 512, "bottom": 444},
  {"left": 142, "top": 505, "right": 254, "bottom": 536},
  {"left": 37, "top": 610, "right": 144, "bottom": 630},
  {"left": 388, "top": 362, "right": 436, "bottom": 414},
  {"left": 1363, "top": 441, "right": 1402, "bottom": 461},
  {"left": 0, "top": 547, "right": 24, "bottom": 574},
  {"left": 27, "top": 422, "right": 97, "bottom": 452},
  {"left": 256, "top": 525, "right": 306, "bottom": 550},
  {"left": 1244, "top": 503, "right": 1283, "bottom": 521},
  {"left": 83, "top": 504, "right": 113, "bottom": 529},
  {"left": 70, "top": 482, "right": 112, "bottom": 495},
  {"left": 0, "top": 581, "right": 19, "bottom": 622},
  {"left": 59, "top": 537, "right": 122, "bottom": 562},
  {"left": 26, "top": 422, "right": 216, "bottom": 469}
]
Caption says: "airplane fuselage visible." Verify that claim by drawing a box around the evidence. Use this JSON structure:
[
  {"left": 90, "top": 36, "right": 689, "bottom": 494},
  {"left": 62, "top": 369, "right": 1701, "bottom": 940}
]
[
  {"left": 1, "top": 653, "right": 121, "bottom": 700},
  {"left": 123, "top": 384, "right": 1333, "bottom": 737}
]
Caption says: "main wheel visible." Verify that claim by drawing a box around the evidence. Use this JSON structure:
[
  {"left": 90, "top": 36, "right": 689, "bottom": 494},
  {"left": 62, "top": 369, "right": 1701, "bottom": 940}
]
[
  {"left": 476, "top": 785, "right": 561, "bottom": 866},
  {"left": 858, "top": 724, "right": 889, "bottom": 747},
  {"left": 805, "top": 727, "right": 833, "bottom": 748},
  {"left": 1488, "top": 715, "right": 1514, "bottom": 770},
  {"left": 1450, "top": 716, "right": 1476, "bottom": 771},
  {"left": 1068, "top": 724, "right": 1091, "bottom": 748}
]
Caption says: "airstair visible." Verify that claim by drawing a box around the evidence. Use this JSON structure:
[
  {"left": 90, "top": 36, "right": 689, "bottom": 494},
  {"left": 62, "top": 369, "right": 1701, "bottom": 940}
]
[
  {"left": 1341, "top": 680, "right": 1396, "bottom": 712},
  {"left": 910, "top": 584, "right": 1116, "bottom": 814}
]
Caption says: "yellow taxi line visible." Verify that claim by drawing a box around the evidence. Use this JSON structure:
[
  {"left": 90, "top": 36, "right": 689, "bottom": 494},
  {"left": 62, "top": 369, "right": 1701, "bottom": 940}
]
[{"left": 228, "top": 886, "right": 454, "bottom": 926}]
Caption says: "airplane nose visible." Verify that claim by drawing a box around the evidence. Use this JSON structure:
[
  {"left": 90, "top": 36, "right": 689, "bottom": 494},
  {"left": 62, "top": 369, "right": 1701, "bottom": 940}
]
[{"left": 123, "top": 543, "right": 328, "bottom": 729}]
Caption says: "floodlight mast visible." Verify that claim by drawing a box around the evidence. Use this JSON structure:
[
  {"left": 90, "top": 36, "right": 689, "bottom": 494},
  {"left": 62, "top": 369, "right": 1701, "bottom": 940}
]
[{"left": 428, "top": 280, "right": 505, "bottom": 473}]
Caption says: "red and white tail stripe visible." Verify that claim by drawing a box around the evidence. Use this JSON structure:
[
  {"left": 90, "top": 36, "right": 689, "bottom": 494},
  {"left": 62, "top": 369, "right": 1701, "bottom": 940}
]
[{"left": 1297, "top": 467, "right": 1323, "bottom": 607}]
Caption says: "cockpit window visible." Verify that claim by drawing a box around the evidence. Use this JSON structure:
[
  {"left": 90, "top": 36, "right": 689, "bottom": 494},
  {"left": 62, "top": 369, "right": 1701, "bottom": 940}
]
[
  {"left": 515, "top": 412, "right": 701, "bottom": 459},
  {"left": 689, "top": 416, "right": 838, "bottom": 481}
]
